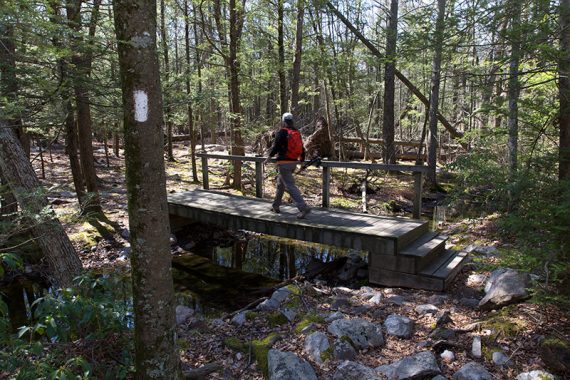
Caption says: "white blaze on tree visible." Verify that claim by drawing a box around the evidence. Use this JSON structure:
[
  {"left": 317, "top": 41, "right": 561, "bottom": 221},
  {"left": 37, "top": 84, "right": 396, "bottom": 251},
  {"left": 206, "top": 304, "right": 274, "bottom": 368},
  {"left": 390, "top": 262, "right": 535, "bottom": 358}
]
[{"left": 134, "top": 90, "right": 149, "bottom": 122}]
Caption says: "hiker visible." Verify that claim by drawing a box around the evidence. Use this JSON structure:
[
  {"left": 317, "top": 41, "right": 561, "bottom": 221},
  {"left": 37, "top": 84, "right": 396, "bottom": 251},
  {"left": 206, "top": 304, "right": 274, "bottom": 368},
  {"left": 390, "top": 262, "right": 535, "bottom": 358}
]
[{"left": 264, "top": 112, "right": 311, "bottom": 219}]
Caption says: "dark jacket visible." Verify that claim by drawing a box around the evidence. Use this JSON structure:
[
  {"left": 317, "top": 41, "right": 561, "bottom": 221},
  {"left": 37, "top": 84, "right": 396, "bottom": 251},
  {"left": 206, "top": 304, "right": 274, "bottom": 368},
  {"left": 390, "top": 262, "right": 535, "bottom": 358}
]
[{"left": 269, "top": 126, "right": 306, "bottom": 162}]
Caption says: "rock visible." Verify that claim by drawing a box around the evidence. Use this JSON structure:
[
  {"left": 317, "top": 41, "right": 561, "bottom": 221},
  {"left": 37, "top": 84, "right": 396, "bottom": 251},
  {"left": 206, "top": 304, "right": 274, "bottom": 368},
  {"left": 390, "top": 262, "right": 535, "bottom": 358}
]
[
  {"left": 120, "top": 247, "right": 131, "bottom": 257},
  {"left": 435, "top": 310, "right": 453, "bottom": 328},
  {"left": 465, "top": 244, "right": 498, "bottom": 256},
  {"left": 210, "top": 318, "right": 225, "bottom": 328},
  {"left": 492, "top": 351, "right": 511, "bottom": 366},
  {"left": 429, "top": 327, "right": 456, "bottom": 340},
  {"left": 337, "top": 253, "right": 367, "bottom": 281},
  {"left": 359, "top": 286, "right": 375, "bottom": 294},
  {"left": 271, "top": 287, "right": 292, "bottom": 303},
  {"left": 516, "top": 370, "right": 557, "bottom": 380},
  {"left": 467, "top": 274, "right": 487, "bottom": 287},
  {"left": 460, "top": 298, "right": 480, "bottom": 308},
  {"left": 427, "top": 294, "right": 448, "bottom": 305},
  {"left": 175, "top": 305, "right": 194, "bottom": 325},
  {"left": 169, "top": 234, "right": 177, "bottom": 245},
  {"left": 369, "top": 293, "right": 383, "bottom": 305},
  {"left": 257, "top": 298, "right": 280, "bottom": 311},
  {"left": 387, "top": 295, "right": 407, "bottom": 306},
  {"left": 539, "top": 336, "right": 570, "bottom": 373},
  {"left": 325, "top": 311, "right": 345, "bottom": 323},
  {"left": 334, "top": 286, "right": 355, "bottom": 294},
  {"left": 472, "top": 336, "right": 482, "bottom": 358},
  {"left": 415, "top": 304, "right": 439, "bottom": 315},
  {"left": 441, "top": 350, "right": 455, "bottom": 362},
  {"left": 120, "top": 228, "right": 130, "bottom": 240},
  {"left": 452, "top": 362, "right": 493, "bottom": 380},
  {"left": 333, "top": 339, "right": 357, "bottom": 361},
  {"left": 331, "top": 296, "right": 351, "bottom": 309},
  {"left": 280, "top": 308, "right": 297, "bottom": 322},
  {"left": 231, "top": 311, "right": 247, "bottom": 326},
  {"left": 479, "top": 268, "right": 530, "bottom": 310},
  {"left": 267, "top": 349, "right": 318, "bottom": 380},
  {"left": 304, "top": 332, "right": 330, "bottom": 364},
  {"left": 384, "top": 314, "right": 414, "bottom": 339},
  {"left": 352, "top": 305, "right": 372, "bottom": 314},
  {"left": 375, "top": 364, "right": 396, "bottom": 379},
  {"left": 390, "top": 351, "right": 441, "bottom": 379},
  {"left": 332, "top": 361, "right": 380, "bottom": 380},
  {"left": 327, "top": 318, "right": 384, "bottom": 350},
  {"left": 432, "top": 376, "right": 447, "bottom": 380}
]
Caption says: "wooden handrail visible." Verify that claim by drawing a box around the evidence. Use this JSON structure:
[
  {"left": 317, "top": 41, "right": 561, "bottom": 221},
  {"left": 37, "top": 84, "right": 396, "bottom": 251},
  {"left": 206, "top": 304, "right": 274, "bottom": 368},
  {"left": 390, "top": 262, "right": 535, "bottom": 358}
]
[{"left": 196, "top": 152, "right": 425, "bottom": 219}]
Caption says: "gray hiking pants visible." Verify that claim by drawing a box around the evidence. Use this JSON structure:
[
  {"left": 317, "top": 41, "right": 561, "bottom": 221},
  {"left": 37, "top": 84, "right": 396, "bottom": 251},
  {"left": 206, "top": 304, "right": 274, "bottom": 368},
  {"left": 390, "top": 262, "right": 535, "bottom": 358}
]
[{"left": 272, "top": 163, "right": 309, "bottom": 211}]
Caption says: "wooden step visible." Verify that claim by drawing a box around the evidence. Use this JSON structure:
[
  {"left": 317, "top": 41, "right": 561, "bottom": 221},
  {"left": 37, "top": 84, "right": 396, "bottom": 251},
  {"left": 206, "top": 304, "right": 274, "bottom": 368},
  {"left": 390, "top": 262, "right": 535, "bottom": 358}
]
[
  {"left": 420, "top": 250, "right": 469, "bottom": 283},
  {"left": 401, "top": 232, "right": 447, "bottom": 272},
  {"left": 396, "top": 221, "right": 430, "bottom": 250},
  {"left": 369, "top": 250, "right": 469, "bottom": 291}
]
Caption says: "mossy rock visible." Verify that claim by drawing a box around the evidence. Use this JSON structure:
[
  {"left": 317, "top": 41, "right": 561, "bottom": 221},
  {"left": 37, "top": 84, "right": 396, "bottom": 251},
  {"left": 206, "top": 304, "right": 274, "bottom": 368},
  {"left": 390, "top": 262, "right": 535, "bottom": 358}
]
[
  {"left": 267, "top": 311, "right": 289, "bottom": 327},
  {"left": 294, "top": 313, "right": 325, "bottom": 334},
  {"left": 245, "top": 311, "right": 257, "bottom": 320},
  {"left": 224, "top": 337, "right": 247, "bottom": 352},
  {"left": 540, "top": 336, "right": 570, "bottom": 374}
]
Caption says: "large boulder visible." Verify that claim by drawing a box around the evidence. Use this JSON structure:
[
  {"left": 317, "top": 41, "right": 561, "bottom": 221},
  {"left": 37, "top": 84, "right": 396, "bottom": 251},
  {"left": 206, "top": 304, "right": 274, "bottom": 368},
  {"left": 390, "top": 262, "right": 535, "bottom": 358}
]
[
  {"left": 332, "top": 361, "right": 381, "bottom": 380},
  {"left": 328, "top": 318, "right": 384, "bottom": 350},
  {"left": 479, "top": 268, "right": 530, "bottom": 310},
  {"left": 267, "top": 349, "right": 318, "bottom": 380}
]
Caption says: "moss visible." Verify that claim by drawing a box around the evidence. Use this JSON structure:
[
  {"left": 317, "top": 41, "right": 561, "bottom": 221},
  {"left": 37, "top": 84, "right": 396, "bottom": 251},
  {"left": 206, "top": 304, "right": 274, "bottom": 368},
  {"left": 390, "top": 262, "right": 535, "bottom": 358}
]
[
  {"left": 330, "top": 197, "right": 359, "bottom": 209},
  {"left": 294, "top": 313, "right": 325, "bottom": 334},
  {"left": 481, "top": 306, "right": 528, "bottom": 340},
  {"left": 224, "top": 337, "right": 247, "bottom": 352},
  {"left": 69, "top": 223, "right": 99, "bottom": 249},
  {"left": 340, "top": 335, "right": 356, "bottom": 348},
  {"left": 245, "top": 311, "right": 257, "bottom": 320},
  {"left": 320, "top": 347, "right": 333, "bottom": 362},
  {"left": 284, "top": 296, "right": 301, "bottom": 310},
  {"left": 543, "top": 336, "right": 570, "bottom": 349},
  {"left": 250, "top": 333, "right": 279, "bottom": 377},
  {"left": 286, "top": 284, "right": 301, "bottom": 295},
  {"left": 267, "top": 311, "right": 288, "bottom": 327}
]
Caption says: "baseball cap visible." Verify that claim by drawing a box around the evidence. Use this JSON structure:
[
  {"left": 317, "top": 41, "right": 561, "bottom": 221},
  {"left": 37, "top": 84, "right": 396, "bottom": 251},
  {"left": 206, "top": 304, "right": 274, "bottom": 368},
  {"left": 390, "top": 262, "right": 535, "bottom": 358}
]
[{"left": 282, "top": 112, "right": 293, "bottom": 122}]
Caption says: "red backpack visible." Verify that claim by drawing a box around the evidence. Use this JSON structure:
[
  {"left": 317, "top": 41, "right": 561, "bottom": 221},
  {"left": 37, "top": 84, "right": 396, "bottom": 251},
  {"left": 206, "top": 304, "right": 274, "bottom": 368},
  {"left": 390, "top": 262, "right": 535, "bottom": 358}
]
[{"left": 284, "top": 128, "right": 303, "bottom": 160}]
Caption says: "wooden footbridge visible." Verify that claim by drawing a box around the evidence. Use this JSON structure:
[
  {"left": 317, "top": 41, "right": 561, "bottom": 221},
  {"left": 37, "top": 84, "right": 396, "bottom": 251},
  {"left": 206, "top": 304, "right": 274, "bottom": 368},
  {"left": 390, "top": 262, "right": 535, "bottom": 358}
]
[{"left": 168, "top": 154, "right": 468, "bottom": 291}]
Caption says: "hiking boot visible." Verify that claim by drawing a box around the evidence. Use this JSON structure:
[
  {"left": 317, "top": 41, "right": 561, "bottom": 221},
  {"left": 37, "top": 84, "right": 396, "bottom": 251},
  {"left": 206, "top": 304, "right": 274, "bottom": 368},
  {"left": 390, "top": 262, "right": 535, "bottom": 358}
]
[
  {"left": 270, "top": 205, "right": 280, "bottom": 214},
  {"left": 296, "top": 208, "right": 311, "bottom": 219}
]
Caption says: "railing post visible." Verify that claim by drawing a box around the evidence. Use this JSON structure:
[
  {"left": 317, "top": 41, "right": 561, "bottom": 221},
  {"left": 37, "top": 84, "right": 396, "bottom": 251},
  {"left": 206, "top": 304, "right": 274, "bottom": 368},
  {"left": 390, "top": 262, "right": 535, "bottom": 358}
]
[
  {"left": 322, "top": 165, "right": 330, "bottom": 208},
  {"left": 255, "top": 160, "right": 264, "bottom": 198},
  {"left": 201, "top": 155, "right": 209, "bottom": 190},
  {"left": 413, "top": 171, "right": 423, "bottom": 219}
]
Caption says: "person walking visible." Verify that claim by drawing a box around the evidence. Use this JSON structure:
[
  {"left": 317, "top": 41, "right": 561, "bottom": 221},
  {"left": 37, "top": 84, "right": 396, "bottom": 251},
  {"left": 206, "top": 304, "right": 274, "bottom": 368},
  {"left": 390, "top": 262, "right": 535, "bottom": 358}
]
[{"left": 265, "top": 112, "right": 311, "bottom": 219}]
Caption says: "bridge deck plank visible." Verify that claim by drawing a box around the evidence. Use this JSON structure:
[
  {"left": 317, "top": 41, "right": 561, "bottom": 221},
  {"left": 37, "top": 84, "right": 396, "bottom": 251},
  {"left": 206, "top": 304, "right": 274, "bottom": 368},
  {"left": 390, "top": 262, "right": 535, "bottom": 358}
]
[{"left": 168, "top": 190, "right": 425, "bottom": 245}]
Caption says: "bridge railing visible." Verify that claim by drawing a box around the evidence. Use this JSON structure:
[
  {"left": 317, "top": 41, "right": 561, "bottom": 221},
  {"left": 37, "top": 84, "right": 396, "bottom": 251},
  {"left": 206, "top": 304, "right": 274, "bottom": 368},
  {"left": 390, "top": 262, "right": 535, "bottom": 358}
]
[{"left": 196, "top": 152, "right": 429, "bottom": 219}]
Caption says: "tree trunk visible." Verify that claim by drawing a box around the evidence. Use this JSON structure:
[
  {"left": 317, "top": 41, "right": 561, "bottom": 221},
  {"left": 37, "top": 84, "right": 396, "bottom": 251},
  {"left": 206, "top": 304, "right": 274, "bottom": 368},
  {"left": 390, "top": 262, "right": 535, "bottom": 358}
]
[
  {"left": 559, "top": 0, "right": 570, "bottom": 262},
  {"left": 0, "top": 122, "right": 82, "bottom": 288},
  {"left": 113, "top": 0, "right": 181, "bottom": 377},
  {"left": 278, "top": 0, "right": 287, "bottom": 113},
  {"left": 507, "top": 0, "right": 521, "bottom": 178},
  {"left": 185, "top": 0, "right": 199, "bottom": 182},
  {"left": 382, "top": 0, "right": 398, "bottom": 165},
  {"left": 66, "top": 0, "right": 101, "bottom": 212},
  {"left": 161, "top": 0, "right": 175, "bottom": 162},
  {"left": 290, "top": 0, "right": 305, "bottom": 115},
  {"left": 426, "top": 0, "right": 446, "bottom": 188}
]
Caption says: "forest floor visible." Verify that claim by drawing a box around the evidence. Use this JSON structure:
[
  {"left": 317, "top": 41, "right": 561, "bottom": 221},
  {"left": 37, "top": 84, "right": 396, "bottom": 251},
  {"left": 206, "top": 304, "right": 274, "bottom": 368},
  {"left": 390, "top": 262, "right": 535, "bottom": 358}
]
[{"left": 34, "top": 140, "right": 570, "bottom": 379}]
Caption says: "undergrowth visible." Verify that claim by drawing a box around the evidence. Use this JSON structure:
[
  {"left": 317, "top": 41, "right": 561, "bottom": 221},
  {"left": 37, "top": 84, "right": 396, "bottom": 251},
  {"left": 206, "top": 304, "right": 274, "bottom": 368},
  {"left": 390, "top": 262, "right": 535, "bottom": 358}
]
[{"left": 0, "top": 271, "right": 134, "bottom": 379}]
